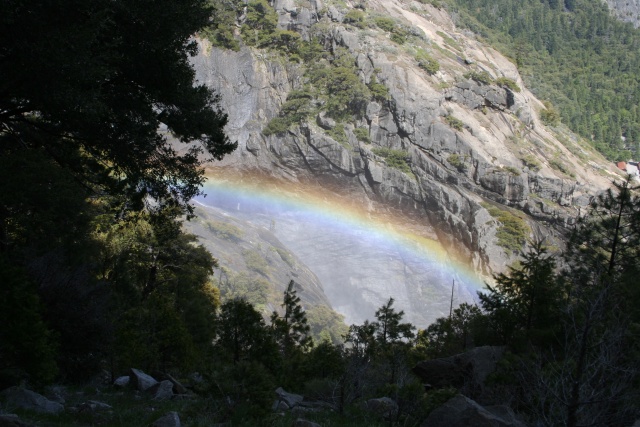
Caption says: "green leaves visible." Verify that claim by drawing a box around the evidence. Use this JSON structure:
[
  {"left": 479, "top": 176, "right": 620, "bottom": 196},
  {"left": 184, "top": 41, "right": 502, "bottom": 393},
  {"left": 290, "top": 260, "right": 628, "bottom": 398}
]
[{"left": 0, "top": 0, "right": 236, "bottom": 215}]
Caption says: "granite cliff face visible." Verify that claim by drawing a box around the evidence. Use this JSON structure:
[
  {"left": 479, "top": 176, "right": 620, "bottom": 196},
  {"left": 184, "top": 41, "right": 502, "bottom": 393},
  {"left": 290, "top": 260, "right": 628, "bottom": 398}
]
[
  {"left": 605, "top": 0, "right": 640, "bottom": 27},
  {"left": 187, "top": 0, "right": 622, "bottom": 325}
]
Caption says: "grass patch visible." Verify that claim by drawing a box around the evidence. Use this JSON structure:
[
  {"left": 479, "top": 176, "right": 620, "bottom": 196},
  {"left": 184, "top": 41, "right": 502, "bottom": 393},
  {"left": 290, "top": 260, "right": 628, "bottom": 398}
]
[
  {"left": 445, "top": 115, "right": 464, "bottom": 131},
  {"left": 436, "top": 31, "right": 463, "bottom": 52},
  {"left": 372, "top": 147, "right": 413, "bottom": 176},
  {"left": 447, "top": 153, "right": 467, "bottom": 172},
  {"left": 242, "top": 249, "right": 270, "bottom": 276},
  {"left": 207, "top": 221, "right": 244, "bottom": 242},
  {"left": 481, "top": 202, "right": 530, "bottom": 253},
  {"left": 520, "top": 154, "right": 541, "bottom": 171},
  {"left": 353, "top": 127, "right": 371, "bottom": 144},
  {"left": 496, "top": 77, "right": 521, "bottom": 92},
  {"left": 464, "top": 70, "right": 493, "bottom": 85}
]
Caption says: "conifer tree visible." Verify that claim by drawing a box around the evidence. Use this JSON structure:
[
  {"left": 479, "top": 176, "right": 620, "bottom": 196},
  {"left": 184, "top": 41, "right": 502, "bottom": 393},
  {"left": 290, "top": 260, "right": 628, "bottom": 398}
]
[{"left": 271, "top": 281, "right": 312, "bottom": 357}]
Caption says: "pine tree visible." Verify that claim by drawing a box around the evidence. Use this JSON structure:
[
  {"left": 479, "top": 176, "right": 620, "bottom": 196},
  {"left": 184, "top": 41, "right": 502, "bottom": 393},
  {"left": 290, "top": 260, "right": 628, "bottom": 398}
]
[{"left": 271, "top": 281, "right": 312, "bottom": 357}]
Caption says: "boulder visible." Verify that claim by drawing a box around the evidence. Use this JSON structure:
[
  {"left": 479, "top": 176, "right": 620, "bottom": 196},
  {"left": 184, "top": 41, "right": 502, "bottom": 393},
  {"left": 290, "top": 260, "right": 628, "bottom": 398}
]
[
  {"left": 151, "top": 411, "right": 181, "bottom": 427},
  {"left": 150, "top": 380, "right": 174, "bottom": 401},
  {"left": 44, "top": 385, "right": 66, "bottom": 404},
  {"left": 275, "top": 387, "right": 303, "bottom": 408},
  {"left": 0, "top": 387, "right": 64, "bottom": 414},
  {"left": 363, "top": 397, "right": 398, "bottom": 420},
  {"left": 113, "top": 376, "right": 130, "bottom": 387},
  {"left": 317, "top": 112, "right": 336, "bottom": 130},
  {"left": 129, "top": 368, "right": 158, "bottom": 392},
  {"left": 152, "top": 372, "right": 188, "bottom": 394},
  {"left": 413, "top": 346, "right": 505, "bottom": 402},
  {"left": 421, "top": 395, "right": 525, "bottom": 427}
]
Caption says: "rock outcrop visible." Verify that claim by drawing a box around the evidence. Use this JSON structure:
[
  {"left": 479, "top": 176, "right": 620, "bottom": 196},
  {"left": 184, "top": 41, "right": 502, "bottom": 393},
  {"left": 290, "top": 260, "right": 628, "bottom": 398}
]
[
  {"left": 189, "top": 0, "right": 620, "bottom": 326},
  {"left": 605, "top": 0, "right": 640, "bottom": 28},
  {"left": 413, "top": 346, "right": 505, "bottom": 403},
  {"left": 0, "top": 387, "right": 64, "bottom": 414},
  {"left": 421, "top": 395, "right": 525, "bottom": 427}
]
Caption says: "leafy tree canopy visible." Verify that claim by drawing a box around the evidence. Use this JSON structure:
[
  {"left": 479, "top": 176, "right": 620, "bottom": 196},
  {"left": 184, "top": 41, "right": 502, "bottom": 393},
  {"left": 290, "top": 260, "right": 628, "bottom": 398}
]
[{"left": 0, "top": 0, "right": 236, "bottom": 215}]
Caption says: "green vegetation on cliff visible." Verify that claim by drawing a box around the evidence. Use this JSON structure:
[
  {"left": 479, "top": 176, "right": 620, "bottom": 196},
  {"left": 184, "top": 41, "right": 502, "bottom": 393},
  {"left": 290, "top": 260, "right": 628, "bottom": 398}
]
[{"left": 447, "top": 0, "right": 640, "bottom": 159}]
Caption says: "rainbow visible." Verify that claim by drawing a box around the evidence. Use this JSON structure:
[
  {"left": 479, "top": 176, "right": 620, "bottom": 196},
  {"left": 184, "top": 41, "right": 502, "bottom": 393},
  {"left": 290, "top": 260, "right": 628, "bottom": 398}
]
[{"left": 196, "top": 170, "right": 488, "bottom": 301}]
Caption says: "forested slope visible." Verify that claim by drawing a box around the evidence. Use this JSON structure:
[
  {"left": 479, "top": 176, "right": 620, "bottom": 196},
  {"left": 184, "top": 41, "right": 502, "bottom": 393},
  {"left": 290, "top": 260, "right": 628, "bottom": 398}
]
[{"left": 444, "top": 0, "right": 640, "bottom": 159}]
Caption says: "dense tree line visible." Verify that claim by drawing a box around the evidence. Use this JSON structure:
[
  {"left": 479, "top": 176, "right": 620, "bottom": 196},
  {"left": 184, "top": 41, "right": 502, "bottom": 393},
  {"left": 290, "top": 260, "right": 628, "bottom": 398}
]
[
  {"left": 0, "top": 0, "right": 234, "bottom": 385},
  {"left": 446, "top": 0, "right": 640, "bottom": 159}
]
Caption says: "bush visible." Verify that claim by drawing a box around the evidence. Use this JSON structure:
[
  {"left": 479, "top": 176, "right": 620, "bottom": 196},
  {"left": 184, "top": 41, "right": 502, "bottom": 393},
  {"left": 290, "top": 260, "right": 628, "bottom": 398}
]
[
  {"left": 353, "top": 127, "right": 371, "bottom": 144},
  {"left": 0, "top": 259, "right": 58, "bottom": 386},
  {"left": 207, "top": 220, "right": 244, "bottom": 241},
  {"left": 343, "top": 10, "right": 366, "bottom": 28},
  {"left": 390, "top": 27, "right": 408, "bottom": 44},
  {"left": 502, "top": 165, "right": 521, "bottom": 176},
  {"left": 520, "top": 154, "right": 541, "bottom": 171},
  {"left": 447, "top": 153, "right": 467, "bottom": 172},
  {"left": 263, "top": 117, "right": 290, "bottom": 136},
  {"left": 437, "top": 31, "right": 463, "bottom": 51},
  {"left": 540, "top": 102, "right": 561, "bottom": 126},
  {"left": 327, "top": 123, "right": 348, "bottom": 146},
  {"left": 372, "top": 147, "right": 413, "bottom": 175},
  {"left": 445, "top": 115, "right": 464, "bottom": 131},
  {"left": 243, "top": 249, "right": 270, "bottom": 276},
  {"left": 481, "top": 203, "right": 530, "bottom": 253},
  {"left": 464, "top": 70, "right": 494, "bottom": 85},
  {"left": 549, "top": 157, "right": 574, "bottom": 177},
  {"left": 368, "top": 75, "right": 389, "bottom": 102},
  {"left": 374, "top": 17, "right": 396, "bottom": 32},
  {"left": 496, "top": 77, "right": 521, "bottom": 92},
  {"left": 416, "top": 50, "right": 440, "bottom": 75}
]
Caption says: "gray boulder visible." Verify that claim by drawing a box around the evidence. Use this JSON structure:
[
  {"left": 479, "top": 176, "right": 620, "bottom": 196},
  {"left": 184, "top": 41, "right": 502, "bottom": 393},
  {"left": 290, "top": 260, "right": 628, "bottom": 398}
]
[
  {"left": 150, "top": 380, "right": 174, "bottom": 401},
  {"left": 421, "top": 395, "right": 525, "bottom": 427},
  {"left": 159, "top": 374, "right": 189, "bottom": 394},
  {"left": 0, "top": 387, "right": 64, "bottom": 414},
  {"left": 275, "top": 387, "right": 303, "bottom": 408},
  {"left": 129, "top": 368, "right": 158, "bottom": 391},
  {"left": 113, "top": 376, "right": 130, "bottom": 387},
  {"left": 151, "top": 411, "right": 181, "bottom": 427},
  {"left": 413, "top": 346, "right": 505, "bottom": 402}
]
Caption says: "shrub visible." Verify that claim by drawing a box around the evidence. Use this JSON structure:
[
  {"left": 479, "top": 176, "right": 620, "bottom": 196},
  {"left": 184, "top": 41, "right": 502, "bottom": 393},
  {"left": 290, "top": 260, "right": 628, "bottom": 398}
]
[
  {"left": 374, "top": 17, "right": 396, "bottom": 32},
  {"left": 464, "top": 70, "right": 494, "bottom": 85},
  {"left": 368, "top": 75, "right": 389, "bottom": 101},
  {"left": 353, "top": 127, "right": 371, "bottom": 143},
  {"left": 262, "top": 117, "right": 289, "bottom": 136},
  {"left": 447, "top": 153, "right": 467, "bottom": 172},
  {"left": 436, "top": 30, "right": 463, "bottom": 51},
  {"left": 207, "top": 220, "right": 244, "bottom": 242},
  {"left": 540, "top": 102, "right": 561, "bottom": 126},
  {"left": 327, "top": 123, "right": 348, "bottom": 146},
  {"left": 390, "top": 27, "right": 408, "bottom": 44},
  {"left": 243, "top": 249, "right": 270, "bottom": 276},
  {"left": 549, "top": 157, "right": 574, "bottom": 177},
  {"left": 343, "top": 10, "right": 366, "bottom": 28},
  {"left": 481, "top": 203, "right": 530, "bottom": 253},
  {"left": 372, "top": 147, "right": 412, "bottom": 175},
  {"left": 445, "top": 115, "right": 464, "bottom": 131},
  {"left": 496, "top": 77, "right": 521, "bottom": 92},
  {"left": 502, "top": 166, "right": 521, "bottom": 176},
  {"left": 520, "top": 154, "right": 541, "bottom": 171},
  {"left": 416, "top": 49, "right": 440, "bottom": 75}
]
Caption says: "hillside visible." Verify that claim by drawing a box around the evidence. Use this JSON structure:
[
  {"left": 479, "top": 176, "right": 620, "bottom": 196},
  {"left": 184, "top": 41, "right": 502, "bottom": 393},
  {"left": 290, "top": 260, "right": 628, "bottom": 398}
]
[{"left": 186, "top": 0, "right": 626, "bottom": 325}]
